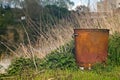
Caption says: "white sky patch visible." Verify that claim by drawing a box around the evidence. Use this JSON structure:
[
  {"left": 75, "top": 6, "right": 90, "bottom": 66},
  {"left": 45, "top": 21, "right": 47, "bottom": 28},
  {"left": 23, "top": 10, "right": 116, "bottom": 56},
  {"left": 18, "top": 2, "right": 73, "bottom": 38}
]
[
  {"left": 71, "top": 0, "right": 99, "bottom": 11},
  {"left": 71, "top": 0, "right": 81, "bottom": 10},
  {"left": 20, "top": 0, "right": 24, "bottom": 1}
]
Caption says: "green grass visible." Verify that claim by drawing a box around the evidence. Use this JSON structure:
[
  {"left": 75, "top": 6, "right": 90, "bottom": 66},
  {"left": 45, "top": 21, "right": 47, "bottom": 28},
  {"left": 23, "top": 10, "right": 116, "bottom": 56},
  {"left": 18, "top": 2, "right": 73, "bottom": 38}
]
[
  {"left": 1, "top": 67, "right": 120, "bottom": 80},
  {"left": 35, "top": 68, "right": 120, "bottom": 80}
]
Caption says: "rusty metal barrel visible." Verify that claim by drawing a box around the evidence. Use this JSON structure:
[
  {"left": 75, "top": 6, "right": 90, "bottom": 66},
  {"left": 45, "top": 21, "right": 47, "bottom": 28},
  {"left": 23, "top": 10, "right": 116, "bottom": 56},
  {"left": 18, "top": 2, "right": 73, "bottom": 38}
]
[{"left": 74, "top": 29, "right": 109, "bottom": 68}]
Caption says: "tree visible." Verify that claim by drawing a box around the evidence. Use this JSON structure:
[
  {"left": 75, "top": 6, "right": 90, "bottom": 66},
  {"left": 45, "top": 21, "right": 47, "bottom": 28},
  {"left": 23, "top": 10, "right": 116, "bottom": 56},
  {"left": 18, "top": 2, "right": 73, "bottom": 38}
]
[
  {"left": 1, "top": 0, "right": 74, "bottom": 9},
  {"left": 0, "top": 4, "right": 13, "bottom": 28},
  {"left": 0, "top": 0, "right": 74, "bottom": 20},
  {"left": 40, "top": 0, "right": 74, "bottom": 9},
  {"left": 76, "top": 5, "right": 90, "bottom": 14},
  {"left": 23, "top": 0, "right": 42, "bottom": 17}
]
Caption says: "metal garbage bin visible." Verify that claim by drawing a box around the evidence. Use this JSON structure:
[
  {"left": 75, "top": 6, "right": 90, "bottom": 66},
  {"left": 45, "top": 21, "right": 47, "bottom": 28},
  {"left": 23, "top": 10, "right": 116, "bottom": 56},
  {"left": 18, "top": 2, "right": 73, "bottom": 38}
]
[{"left": 74, "top": 29, "right": 109, "bottom": 69}]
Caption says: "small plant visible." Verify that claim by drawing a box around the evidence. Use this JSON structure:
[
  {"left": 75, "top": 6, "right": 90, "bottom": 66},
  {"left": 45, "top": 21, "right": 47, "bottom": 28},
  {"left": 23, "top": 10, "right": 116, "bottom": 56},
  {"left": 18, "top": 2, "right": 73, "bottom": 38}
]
[
  {"left": 108, "top": 32, "right": 120, "bottom": 66},
  {"left": 7, "top": 57, "right": 41, "bottom": 75},
  {"left": 39, "top": 40, "right": 78, "bottom": 70},
  {"left": 92, "top": 63, "right": 114, "bottom": 74}
]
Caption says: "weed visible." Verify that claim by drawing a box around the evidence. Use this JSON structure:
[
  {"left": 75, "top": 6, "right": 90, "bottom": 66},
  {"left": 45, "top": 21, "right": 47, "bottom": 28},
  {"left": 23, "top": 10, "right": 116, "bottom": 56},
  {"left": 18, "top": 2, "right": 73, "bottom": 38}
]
[
  {"left": 108, "top": 32, "right": 120, "bottom": 66},
  {"left": 39, "top": 40, "right": 78, "bottom": 70},
  {"left": 7, "top": 57, "right": 40, "bottom": 75}
]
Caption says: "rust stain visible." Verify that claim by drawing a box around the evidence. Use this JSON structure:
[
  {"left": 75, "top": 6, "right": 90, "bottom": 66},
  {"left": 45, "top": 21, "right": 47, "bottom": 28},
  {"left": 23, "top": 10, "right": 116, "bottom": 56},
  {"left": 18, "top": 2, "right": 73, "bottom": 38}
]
[{"left": 74, "top": 29, "right": 109, "bottom": 68}]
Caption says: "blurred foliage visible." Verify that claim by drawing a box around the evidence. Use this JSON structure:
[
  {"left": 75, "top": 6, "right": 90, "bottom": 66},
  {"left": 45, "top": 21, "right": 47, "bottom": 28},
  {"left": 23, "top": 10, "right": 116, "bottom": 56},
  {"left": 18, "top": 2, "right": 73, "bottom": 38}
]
[
  {"left": 25, "top": 5, "right": 72, "bottom": 43},
  {"left": 0, "top": 3, "right": 72, "bottom": 55},
  {"left": 5, "top": 33, "right": 120, "bottom": 77},
  {"left": 41, "top": 0, "right": 74, "bottom": 8},
  {"left": 92, "top": 63, "right": 114, "bottom": 74},
  {"left": 108, "top": 32, "right": 120, "bottom": 66},
  {"left": 7, "top": 57, "right": 37, "bottom": 75},
  {"left": 0, "top": 6, "right": 15, "bottom": 54},
  {"left": 45, "top": 5, "right": 70, "bottom": 19},
  {"left": 7, "top": 41, "right": 78, "bottom": 75},
  {"left": 0, "top": 5, "right": 14, "bottom": 28},
  {"left": 38, "top": 5, "right": 71, "bottom": 26},
  {"left": 40, "top": 40, "right": 78, "bottom": 70}
]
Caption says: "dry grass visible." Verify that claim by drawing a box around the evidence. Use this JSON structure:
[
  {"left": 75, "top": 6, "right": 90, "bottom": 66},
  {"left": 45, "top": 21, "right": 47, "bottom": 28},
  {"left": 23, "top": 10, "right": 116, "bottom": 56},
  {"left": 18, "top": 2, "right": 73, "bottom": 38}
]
[
  {"left": 8, "top": 10, "right": 120, "bottom": 59},
  {"left": 75, "top": 11, "right": 120, "bottom": 34},
  {"left": 15, "top": 19, "right": 75, "bottom": 58},
  {"left": 0, "top": 8, "right": 120, "bottom": 60}
]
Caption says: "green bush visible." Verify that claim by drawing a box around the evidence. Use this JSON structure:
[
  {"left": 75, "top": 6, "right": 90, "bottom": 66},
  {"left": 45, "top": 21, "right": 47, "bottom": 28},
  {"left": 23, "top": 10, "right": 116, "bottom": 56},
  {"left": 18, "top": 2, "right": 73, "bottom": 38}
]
[
  {"left": 7, "top": 58, "right": 39, "bottom": 75},
  {"left": 39, "top": 40, "right": 78, "bottom": 70},
  {"left": 7, "top": 40, "right": 78, "bottom": 75},
  {"left": 0, "top": 6, "right": 14, "bottom": 27},
  {"left": 108, "top": 32, "right": 120, "bottom": 66}
]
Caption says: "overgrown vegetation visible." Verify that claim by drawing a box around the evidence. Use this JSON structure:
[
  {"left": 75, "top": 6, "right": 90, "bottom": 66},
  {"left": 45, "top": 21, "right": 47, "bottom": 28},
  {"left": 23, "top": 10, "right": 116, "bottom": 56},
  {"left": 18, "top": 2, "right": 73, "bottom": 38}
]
[
  {"left": 0, "top": 1, "right": 78, "bottom": 56},
  {"left": 0, "top": 33, "right": 120, "bottom": 79},
  {"left": 0, "top": 0, "right": 120, "bottom": 80},
  {"left": 108, "top": 32, "right": 120, "bottom": 66},
  {"left": 6, "top": 41, "right": 78, "bottom": 75},
  {"left": 40, "top": 40, "right": 78, "bottom": 70},
  {"left": 7, "top": 58, "right": 37, "bottom": 75},
  {"left": 0, "top": 5, "right": 14, "bottom": 28}
]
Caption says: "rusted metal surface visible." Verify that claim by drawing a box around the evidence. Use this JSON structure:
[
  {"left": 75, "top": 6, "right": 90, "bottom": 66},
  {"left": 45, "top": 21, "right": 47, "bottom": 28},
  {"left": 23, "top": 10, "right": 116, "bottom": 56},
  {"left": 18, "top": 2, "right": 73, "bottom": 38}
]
[{"left": 74, "top": 29, "right": 109, "bottom": 68}]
